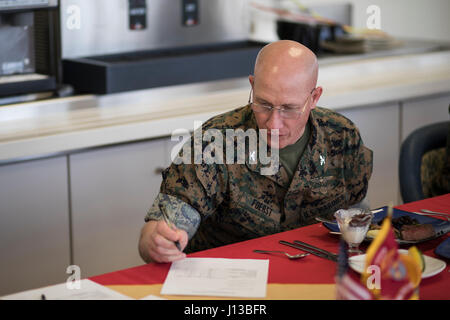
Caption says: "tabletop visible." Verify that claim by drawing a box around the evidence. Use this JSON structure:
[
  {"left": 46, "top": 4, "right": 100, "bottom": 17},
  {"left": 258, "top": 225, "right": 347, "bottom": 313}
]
[{"left": 90, "top": 194, "right": 450, "bottom": 300}]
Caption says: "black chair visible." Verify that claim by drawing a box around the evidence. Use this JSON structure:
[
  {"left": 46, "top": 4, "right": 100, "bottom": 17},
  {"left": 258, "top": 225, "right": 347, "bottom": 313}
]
[{"left": 399, "top": 121, "right": 449, "bottom": 203}]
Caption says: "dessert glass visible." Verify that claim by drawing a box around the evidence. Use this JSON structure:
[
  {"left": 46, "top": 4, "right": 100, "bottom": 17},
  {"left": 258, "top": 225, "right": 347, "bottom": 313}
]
[{"left": 335, "top": 208, "right": 373, "bottom": 255}]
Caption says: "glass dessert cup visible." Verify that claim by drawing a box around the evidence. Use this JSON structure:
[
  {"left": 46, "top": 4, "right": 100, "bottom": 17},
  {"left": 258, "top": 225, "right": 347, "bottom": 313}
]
[{"left": 335, "top": 208, "right": 373, "bottom": 255}]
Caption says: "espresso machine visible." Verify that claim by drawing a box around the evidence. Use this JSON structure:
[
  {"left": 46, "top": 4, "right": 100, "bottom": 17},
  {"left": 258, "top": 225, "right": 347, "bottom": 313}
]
[{"left": 0, "top": 0, "right": 60, "bottom": 104}]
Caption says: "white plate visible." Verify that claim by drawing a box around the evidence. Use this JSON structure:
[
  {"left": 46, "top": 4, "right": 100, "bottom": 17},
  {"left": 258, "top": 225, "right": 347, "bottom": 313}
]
[{"left": 348, "top": 249, "right": 447, "bottom": 279}]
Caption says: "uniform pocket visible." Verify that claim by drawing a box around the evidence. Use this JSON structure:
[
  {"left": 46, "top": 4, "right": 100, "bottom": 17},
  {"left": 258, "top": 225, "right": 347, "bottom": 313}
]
[
  {"left": 232, "top": 192, "right": 281, "bottom": 236},
  {"left": 307, "top": 175, "right": 345, "bottom": 199},
  {"left": 302, "top": 175, "right": 347, "bottom": 220}
]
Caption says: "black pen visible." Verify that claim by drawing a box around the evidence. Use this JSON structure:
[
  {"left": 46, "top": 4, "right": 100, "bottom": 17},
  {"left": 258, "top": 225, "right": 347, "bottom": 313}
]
[{"left": 159, "top": 203, "right": 182, "bottom": 251}]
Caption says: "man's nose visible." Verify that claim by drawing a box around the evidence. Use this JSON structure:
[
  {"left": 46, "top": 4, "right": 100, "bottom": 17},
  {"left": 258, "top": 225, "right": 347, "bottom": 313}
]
[{"left": 265, "top": 109, "right": 284, "bottom": 130}]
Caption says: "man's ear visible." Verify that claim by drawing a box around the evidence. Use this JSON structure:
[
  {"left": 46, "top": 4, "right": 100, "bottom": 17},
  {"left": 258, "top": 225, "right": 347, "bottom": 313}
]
[
  {"left": 310, "top": 86, "right": 323, "bottom": 110},
  {"left": 248, "top": 75, "right": 254, "bottom": 87}
]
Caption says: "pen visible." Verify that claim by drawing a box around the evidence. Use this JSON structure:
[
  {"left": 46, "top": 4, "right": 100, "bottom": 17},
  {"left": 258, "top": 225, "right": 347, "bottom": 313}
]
[{"left": 159, "top": 203, "right": 182, "bottom": 251}]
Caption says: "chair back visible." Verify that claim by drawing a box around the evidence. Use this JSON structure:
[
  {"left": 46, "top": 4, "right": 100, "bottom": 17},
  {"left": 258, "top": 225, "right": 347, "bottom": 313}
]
[{"left": 399, "top": 121, "right": 449, "bottom": 203}]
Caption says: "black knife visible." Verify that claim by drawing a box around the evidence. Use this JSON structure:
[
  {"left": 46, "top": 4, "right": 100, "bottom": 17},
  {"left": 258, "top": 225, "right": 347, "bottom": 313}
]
[
  {"left": 279, "top": 240, "right": 338, "bottom": 262},
  {"left": 293, "top": 240, "right": 339, "bottom": 261}
]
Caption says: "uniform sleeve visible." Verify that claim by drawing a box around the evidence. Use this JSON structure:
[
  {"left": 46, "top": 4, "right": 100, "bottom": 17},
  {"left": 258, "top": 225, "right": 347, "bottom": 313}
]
[
  {"left": 344, "top": 128, "right": 373, "bottom": 206},
  {"left": 162, "top": 161, "right": 228, "bottom": 216},
  {"left": 145, "top": 160, "right": 228, "bottom": 239},
  {"left": 145, "top": 192, "right": 201, "bottom": 240}
]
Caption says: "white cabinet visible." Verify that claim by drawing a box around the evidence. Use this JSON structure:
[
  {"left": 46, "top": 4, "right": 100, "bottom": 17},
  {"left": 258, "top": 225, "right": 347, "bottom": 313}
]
[
  {"left": 69, "top": 137, "right": 171, "bottom": 278},
  {"left": 401, "top": 94, "right": 450, "bottom": 141},
  {"left": 339, "top": 103, "right": 401, "bottom": 208},
  {"left": 0, "top": 157, "right": 71, "bottom": 296}
]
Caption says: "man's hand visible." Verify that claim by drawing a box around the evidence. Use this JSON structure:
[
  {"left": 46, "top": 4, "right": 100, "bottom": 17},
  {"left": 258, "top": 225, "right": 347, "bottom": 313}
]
[{"left": 139, "top": 220, "right": 188, "bottom": 263}]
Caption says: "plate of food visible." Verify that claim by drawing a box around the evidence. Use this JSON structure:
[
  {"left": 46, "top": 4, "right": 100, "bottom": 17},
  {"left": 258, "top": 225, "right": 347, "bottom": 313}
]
[
  {"left": 348, "top": 249, "right": 446, "bottom": 279},
  {"left": 321, "top": 207, "right": 450, "bottom": 244}
]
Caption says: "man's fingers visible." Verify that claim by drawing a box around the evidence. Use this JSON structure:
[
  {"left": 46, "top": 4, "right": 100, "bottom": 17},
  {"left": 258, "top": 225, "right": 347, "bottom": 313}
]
[
  {"left": 156, "top": 220, "right": 180, "bottom": 242},
  {"left": 149, "top": 247, "right": 186, "bottom": 263},
  {"left": 140, "top": 220, "right": 189, "bottom": 263},
  {"left": 170, "top": 252, "right": 187, "bottom": 262},
  {"left": 152, "top": 233, "right": 181, "bottom": 253},
  {"left": 156, "top": 220, "right": 188, "bottom": 250},
  {"left": 176, "top": 229, "right": 189, "bottom": 251},
  {"left": 148, "top": 240, "right": 184, "bottom": 263}
]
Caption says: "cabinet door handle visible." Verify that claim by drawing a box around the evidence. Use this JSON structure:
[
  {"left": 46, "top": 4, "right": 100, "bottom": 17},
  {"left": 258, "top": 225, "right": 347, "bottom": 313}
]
[{"left": 154, "top": 167, "right": 165, "bottom": 175}]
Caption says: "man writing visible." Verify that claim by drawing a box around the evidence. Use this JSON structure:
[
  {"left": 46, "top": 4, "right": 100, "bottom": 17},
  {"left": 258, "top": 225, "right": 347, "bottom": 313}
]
[{"left": 138, "top": 40, "right": 373, "bottom": 263}]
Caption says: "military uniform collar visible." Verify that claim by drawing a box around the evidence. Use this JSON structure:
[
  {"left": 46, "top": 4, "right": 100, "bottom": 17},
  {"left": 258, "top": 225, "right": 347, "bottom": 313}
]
[
  {"left": 243, "top": 107, "right": 293, "bottom": 189},
  {"left": 289, "top": 108, "right": 329, "bottom": 191},
  {"left": 244, "top": 108, "right": 329, "bottom": 190}
]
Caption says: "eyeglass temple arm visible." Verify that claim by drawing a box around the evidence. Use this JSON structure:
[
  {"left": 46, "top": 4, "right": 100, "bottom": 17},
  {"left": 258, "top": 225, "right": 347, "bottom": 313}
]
[{"left": 248, "top": 87, "right": 316, "bottom": 104}]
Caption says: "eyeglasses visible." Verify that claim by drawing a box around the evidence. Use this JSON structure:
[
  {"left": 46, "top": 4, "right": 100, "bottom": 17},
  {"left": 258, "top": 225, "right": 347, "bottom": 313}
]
[{"left": 248, "top": 87, "right": 315, "bottom": 119}]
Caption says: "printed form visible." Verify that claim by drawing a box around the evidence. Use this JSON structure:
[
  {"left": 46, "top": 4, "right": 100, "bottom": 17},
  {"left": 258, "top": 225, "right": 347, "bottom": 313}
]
[
  {"left": 1, "top": 279, "right": 133, "bottom": 300},
  {"left": 160, "top": 258, "right": 269, "bottom": 298}
]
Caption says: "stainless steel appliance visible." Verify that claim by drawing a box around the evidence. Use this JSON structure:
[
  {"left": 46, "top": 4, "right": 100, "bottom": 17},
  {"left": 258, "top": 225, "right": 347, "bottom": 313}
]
[
  {"left": 60, "top": 0, "right": 249, "bottom": 59},
  {"left": 60, "top": 0, "right": 262, "bottom": 94},
  {"left": 0, "top": 19, "right": 34, "bottom": 76},
  {"left": 0, "top": 0, "right": 59, "bottom": 102}
]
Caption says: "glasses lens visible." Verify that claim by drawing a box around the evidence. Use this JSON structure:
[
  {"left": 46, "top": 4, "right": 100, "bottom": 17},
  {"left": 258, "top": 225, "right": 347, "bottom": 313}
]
[
  {"left": 282, "top": 109, "right": 302, "bottom": 118},
  {"left": 251, "top": 103, "right": 303, "bottom": 119},
  {"left": 251, "top": 103, "right": 266, "bottom": 113}
]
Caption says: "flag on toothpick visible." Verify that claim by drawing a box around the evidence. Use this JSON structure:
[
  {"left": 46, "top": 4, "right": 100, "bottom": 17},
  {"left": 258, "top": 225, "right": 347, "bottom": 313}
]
[
  {"left": 336, "top": 204, "right": 422, "bottom": 300},
  {"left": 362, "top": 205, "right": 422, "bottom": 300}
]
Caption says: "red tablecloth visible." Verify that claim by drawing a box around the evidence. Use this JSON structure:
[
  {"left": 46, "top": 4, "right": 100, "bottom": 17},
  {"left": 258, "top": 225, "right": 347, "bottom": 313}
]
[{"left": 91, "top": 194, "right": 450, "bottom": 299}]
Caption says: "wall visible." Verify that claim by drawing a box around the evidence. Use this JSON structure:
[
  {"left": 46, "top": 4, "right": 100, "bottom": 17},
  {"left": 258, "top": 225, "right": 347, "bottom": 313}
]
[
  {"left": 250, "top": 0, "right": 450, "bottom": 43},
  {"left": 344, "top": 0, "right": 450, "bottom": 42}
]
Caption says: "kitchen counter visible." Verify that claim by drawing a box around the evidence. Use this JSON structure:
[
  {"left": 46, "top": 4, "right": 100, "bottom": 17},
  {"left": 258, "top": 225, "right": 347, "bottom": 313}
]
[{"left": 1, "top": 49, "right": 450, "bottom": 165}]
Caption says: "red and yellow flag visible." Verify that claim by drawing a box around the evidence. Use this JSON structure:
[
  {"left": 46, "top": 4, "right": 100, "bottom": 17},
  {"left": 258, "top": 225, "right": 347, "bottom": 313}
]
[{"left": 362, "top": 207, "right": 421, "bottom": 299}]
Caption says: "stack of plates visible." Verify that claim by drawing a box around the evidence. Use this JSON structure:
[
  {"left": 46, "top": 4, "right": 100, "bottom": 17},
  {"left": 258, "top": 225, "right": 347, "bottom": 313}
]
[
  {"left": 321, "top": 36, "right": 366, "bottom": 54},
  {"left": 321, "top": 34, "right": 402, "bottom": 54},
  {"left": 364, "top": 35, "right": 402, "bottom": 51}
]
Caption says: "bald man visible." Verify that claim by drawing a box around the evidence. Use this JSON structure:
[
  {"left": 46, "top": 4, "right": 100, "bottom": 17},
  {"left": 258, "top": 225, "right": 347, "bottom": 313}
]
[{"left": 138, "top": 40, "right": 373, "bottom": 263}]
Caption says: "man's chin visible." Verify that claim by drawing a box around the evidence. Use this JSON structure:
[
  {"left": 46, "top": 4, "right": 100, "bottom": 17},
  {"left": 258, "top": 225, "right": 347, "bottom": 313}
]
[{"left": 266, "top": 136, "right": 287, "bottom": 149}]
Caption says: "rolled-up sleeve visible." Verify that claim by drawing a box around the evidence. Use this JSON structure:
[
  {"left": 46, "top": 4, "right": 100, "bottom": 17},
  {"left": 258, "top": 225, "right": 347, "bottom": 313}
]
[{"left": 146, "top": 159, "right": 228, "bottom": 240}]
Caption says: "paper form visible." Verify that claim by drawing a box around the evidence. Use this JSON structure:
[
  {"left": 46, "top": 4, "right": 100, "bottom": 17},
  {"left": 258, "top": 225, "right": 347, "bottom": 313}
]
[
  {"left": 1, "top": 279, "right": 133, "bottom": 300},
  {"left": 160, "top": 258, "right": 269, "bottom": 298}
]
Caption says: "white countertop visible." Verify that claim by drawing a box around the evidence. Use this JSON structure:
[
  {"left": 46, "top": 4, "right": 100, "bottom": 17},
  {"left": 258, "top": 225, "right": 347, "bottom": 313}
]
[{"left": 1, "top": 50, "right": 450, "bottom": 164}]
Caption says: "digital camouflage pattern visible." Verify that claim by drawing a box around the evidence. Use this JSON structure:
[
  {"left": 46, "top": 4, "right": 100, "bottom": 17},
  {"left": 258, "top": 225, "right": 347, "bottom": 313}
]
[
  {"left": 145, "top": 193, "right": 201, "bottom": 240},
  {"left": 421, "top": 114, "right": 450, "bottom": 198},
  {"left": 145, "top": 104, "right": 373, "bottom": 253},
  {"left": 421, "top": 149, "right": 450, "bottom": 198}
]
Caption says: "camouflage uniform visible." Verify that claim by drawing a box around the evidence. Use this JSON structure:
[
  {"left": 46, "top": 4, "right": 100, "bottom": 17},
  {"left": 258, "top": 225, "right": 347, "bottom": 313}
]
[
  {"left": 421, "top": 115, "right": 450, "bottom": 197},
  {"left": 421, "top": 148, "right": 449, "bottom": 198},
  {"left": 145, "top": 104, "right": 373, "bottom": 253}
]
